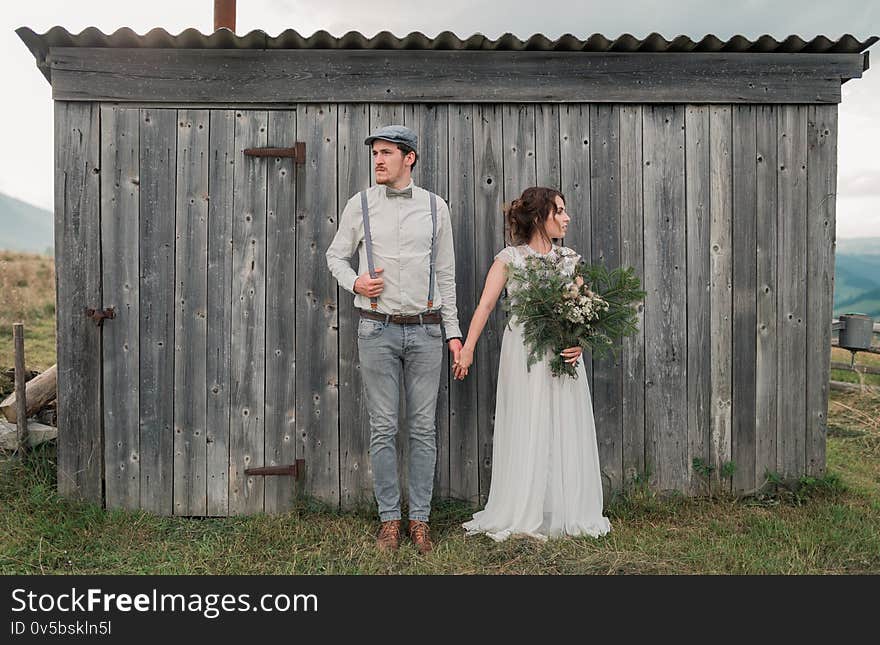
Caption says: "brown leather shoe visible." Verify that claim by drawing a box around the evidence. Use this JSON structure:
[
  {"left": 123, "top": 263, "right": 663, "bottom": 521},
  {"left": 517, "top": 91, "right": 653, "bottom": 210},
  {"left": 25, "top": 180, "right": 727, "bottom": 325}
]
[
  {"left": 408, "top": 520, "right": 433, "bottom": 554},
  {"left": 376, "top": 520, "right": 401, "bottom": 552}
]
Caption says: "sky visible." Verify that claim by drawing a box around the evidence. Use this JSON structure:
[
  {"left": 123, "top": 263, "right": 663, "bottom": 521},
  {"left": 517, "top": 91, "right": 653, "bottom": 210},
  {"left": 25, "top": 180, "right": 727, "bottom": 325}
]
[{"left": 2, "top": 0, "right": 878, "bottom": 238}]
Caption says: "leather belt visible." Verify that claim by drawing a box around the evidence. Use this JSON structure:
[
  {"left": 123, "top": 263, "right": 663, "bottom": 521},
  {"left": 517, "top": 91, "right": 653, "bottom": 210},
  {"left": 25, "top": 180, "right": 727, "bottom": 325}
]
[{"left": 359, "top": 309, "right": 442, "bottom": 325}]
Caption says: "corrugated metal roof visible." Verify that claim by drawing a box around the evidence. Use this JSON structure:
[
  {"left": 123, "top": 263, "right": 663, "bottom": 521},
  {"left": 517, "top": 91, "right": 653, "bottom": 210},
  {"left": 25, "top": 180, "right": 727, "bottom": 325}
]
[
  {"left": 17, "top": 27, "right": 878, "bottom": 83},
  {"left": 18, "top": 26, "right": 879, "bottom": 59}
]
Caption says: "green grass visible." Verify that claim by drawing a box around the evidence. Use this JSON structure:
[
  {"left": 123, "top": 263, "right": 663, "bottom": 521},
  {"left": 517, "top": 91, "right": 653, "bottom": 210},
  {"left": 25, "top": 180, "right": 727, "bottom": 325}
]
[
  {"left": 1, "top": 252, "right": 878, "bottom": 574},
  {"left": 2, "top": 392, "right": 879, "bottom": 575}
]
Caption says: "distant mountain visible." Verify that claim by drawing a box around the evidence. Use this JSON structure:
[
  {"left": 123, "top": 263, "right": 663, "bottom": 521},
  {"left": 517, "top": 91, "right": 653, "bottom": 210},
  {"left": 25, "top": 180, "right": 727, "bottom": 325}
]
[
  {"left": 0, "top": 192, "right": 53, "bottom": 255},
  {"left": 835, "top": 237, "right": 880, "bottom": 320}
]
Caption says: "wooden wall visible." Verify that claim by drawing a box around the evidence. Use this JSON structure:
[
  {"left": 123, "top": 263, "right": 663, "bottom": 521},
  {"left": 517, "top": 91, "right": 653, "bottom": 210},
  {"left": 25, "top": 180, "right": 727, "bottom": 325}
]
[{"left": 54, "top": 101, "right": 838, "bottom": 514}]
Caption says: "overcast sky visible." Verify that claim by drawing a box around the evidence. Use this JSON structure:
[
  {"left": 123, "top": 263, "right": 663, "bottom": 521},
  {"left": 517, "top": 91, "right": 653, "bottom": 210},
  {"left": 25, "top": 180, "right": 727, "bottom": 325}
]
[{"left": 2, "top": 0, "right": 878, "bottom": 237}]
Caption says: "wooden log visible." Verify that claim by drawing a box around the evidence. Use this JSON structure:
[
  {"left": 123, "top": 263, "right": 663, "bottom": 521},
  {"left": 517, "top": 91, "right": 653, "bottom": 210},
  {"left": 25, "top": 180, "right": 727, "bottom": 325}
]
[
  {"left": 1, "top": 364, "right": 57, "bottom": 423},
  {"left": 830, "top": 362, "right": 880, "bottom": 376},
  {"left": 0, "top": 419, "right": 57, "bottom": 451},
  {"left": 13, "top": 323, "right": 28, "bottom": 452},
  {"left": 829, "top": 380, "right": 880, "bottom": 394}
]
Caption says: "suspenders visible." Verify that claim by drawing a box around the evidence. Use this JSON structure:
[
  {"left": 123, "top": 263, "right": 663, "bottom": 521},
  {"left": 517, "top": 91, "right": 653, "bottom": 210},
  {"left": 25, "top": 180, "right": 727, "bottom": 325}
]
[{"left": 359, "top": 189, "right": 438, "bottom": 312}]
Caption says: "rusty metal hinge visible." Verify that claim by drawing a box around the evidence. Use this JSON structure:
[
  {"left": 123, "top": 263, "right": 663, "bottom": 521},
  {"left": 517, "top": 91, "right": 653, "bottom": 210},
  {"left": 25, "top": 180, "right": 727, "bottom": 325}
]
[
  {"left": 85, "top": 307, "right": 115, "bottom": 326},
  {"left": 245, "top": 458, "right": 305, "bottom": 480},
  {"left": 243, "top": 142, "right": 306, "bottom": 165}
]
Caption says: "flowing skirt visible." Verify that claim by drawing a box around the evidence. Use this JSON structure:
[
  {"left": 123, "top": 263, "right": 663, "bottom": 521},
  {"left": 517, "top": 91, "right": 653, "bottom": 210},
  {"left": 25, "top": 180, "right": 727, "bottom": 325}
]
[{"left": 462, "top": 320, "right": 612, "bottom": 542}]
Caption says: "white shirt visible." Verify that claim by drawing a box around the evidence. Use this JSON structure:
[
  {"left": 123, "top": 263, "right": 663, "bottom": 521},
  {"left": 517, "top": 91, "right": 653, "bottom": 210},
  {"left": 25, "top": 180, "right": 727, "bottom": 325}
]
[{"left": 325, "top": 181, "right": 462, "bottom": 340}]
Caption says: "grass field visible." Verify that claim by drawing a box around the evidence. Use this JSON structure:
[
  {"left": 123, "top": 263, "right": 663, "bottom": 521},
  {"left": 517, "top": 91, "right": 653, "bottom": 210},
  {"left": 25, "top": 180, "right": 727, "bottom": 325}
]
[{"left": 1, "top": 251, "right": 879, "bottom": 574}]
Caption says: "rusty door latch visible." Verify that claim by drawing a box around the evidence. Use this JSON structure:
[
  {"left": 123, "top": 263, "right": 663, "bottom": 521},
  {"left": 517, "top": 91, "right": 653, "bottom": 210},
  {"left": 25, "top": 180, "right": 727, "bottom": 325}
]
[
  {"left": 85, "top": 307, "right": 115, "bottom": 326},
  {"left": 245, "top": 458, "right": 305, "bottom": 480},
  {"left": 243, "top": 142, "right": 306, "bottom": 166}
]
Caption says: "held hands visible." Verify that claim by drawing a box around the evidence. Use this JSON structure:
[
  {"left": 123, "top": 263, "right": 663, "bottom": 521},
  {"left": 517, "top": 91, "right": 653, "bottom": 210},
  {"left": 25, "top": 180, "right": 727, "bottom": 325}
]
[
  {"left": 560, "top": 346, "right": 583, "bottom": 365},
  {"left": 354, "top": 267, "right": 384, "bottom": 298},
  {"left": 453, "top": 343, "right": 473, "bottom": 380}
]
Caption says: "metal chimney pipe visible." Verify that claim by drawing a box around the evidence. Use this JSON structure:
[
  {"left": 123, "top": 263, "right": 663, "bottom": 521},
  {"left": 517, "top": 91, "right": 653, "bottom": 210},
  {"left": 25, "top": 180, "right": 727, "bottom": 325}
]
[{"left": 214, "top": 0, "right": 236, "bottom": 32}]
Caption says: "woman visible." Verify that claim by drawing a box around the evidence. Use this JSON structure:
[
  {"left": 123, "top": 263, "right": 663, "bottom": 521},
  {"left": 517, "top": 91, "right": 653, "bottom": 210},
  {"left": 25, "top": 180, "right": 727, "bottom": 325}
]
[{"left": 454, "top": 186, "right": 611, "bottom": 542}]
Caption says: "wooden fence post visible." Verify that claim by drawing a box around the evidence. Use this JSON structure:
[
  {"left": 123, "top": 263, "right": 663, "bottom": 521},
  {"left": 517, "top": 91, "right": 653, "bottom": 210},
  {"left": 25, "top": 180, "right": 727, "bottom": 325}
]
[{"left": 13, "top": 323, "right": 28, "bottom": 455}]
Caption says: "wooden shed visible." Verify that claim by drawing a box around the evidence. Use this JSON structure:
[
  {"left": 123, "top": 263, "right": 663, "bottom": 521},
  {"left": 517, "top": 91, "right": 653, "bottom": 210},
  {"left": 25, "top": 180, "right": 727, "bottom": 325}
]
[{"left": 17, "top": 26, "right": 878, "bottom": 515}]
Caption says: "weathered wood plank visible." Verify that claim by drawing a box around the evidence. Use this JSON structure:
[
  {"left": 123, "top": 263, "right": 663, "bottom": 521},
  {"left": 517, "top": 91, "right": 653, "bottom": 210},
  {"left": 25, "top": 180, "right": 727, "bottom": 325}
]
[
  {"left": 755, "top": 106, "right": 779, "bottom": 487},
  {"left": 559, "top": 105, "right": 593, "bottom": 390},
  {"left": 448, "top": 104, "right": 479, "bottom": 504},
  {"left": 100, "top": 105, "right": 140, "bottom": 510},
  {"left": 777, "top": 105, "right": 809, "bottom": 480},
  {"left": 264, "top": 110, "right": 298, "bottom": 514},
  {"left": 206, "top": 109, "right": 235, "bottom": 516},
  {"left": 49, "top": 49, "right": 859, "bottom": 104},
  {"left": 410, "top": 104, "right": 456, "bottom": 506},
  {"left": 731, "top": 106, "right": 758, "bottom": 493},
  {"left": 709, "top": 106, "right": 733, "bottom": 493},
  {"left": 173, "top": 109, "right": 209, "bottom": 516},
  {"left": 138, "top": 107, "right": 176, "bottom": 515},
  {"left": 590, "top": 103, "right": 622, "bottom": 497},
  {"left": 473, "top": 104, "right": 505, "bottom": 506},
  {"left": 338, "top": 104, "right": 372, "bottom": 510},
  {"left": 685, "top": 105, "right": 711, "bottom": 496},
  {"left": 296, "top": 104, "right": 340, "bottom": 506},
  {"left": 536, "top": 104, "right": 561, "bottom": 188},
  {"left": 619, "top": 104, "right": 646, "bottom": 486},
  {"left": 643, "top": 105, "right": 688, "bottom": 493},
  {"left": 806, "top": 104, "right": 838, "bottom": 478},
  {"left": 229, "top": 110, "right": 268, "bottom": 515},
  {"left": 502, "top": 105, "right": 537, "bottom": 204},
  {"left": 54, "top": 102, "right": 102, "bottom": 502}
]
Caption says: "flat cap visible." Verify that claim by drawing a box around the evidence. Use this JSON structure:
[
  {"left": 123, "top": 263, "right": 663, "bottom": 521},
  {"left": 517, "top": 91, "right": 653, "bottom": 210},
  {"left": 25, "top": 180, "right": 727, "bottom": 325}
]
[{"left": 364, "top": 124, "right": 418, "bottom": 152}]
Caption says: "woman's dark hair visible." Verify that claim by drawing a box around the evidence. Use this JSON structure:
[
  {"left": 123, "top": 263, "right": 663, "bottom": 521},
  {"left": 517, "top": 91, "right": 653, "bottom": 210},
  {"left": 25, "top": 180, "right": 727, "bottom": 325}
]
[{"left": 504, "top": 186, "right": 565, "bottom": 246}]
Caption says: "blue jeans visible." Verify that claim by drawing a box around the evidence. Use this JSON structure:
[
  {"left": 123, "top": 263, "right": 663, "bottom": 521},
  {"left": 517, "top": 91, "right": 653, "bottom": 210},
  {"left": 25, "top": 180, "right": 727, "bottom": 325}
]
[{"left": 357, "top": 317, "right": 444, "bottom": 522}]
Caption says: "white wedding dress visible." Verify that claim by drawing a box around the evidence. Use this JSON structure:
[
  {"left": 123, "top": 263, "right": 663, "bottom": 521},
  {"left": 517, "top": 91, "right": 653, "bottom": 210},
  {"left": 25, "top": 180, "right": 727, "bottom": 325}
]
[{"left": 462, "top": 244, "right": 612, "bottom": 542}]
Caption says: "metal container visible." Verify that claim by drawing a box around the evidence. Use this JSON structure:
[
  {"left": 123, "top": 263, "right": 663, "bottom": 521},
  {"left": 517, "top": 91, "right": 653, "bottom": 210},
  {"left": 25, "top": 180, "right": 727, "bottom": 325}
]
[{"left": 838, "top": 313, "right": 875, "bottom": 350}]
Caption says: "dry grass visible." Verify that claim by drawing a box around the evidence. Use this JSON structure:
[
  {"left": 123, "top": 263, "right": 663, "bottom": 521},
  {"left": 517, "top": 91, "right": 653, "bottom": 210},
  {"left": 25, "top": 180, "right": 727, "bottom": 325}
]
[{"left": 0, "top": 251, "right": 56, "bottom": 396}]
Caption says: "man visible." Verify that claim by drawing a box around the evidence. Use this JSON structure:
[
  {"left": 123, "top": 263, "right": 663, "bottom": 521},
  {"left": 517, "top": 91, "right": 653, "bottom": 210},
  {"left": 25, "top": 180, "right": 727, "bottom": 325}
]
[{"left": 326, "top": 125, "right": 463, "bottom": 554}]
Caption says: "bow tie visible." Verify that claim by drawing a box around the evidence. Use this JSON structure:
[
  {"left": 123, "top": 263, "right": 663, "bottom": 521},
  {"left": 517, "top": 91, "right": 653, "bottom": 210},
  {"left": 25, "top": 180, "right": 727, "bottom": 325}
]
[{"left": 386, "top": 186, "right": 413, "bottom": 199}]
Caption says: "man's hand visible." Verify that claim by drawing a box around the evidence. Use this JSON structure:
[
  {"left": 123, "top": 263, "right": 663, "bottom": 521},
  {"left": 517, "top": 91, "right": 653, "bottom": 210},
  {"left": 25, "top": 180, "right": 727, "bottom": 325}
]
[
  {"left": 354, "top": 267, "right": 384, "bottom": 298},
  {"left": 447, "top": 338, "right": 463, "bottom": 371}
]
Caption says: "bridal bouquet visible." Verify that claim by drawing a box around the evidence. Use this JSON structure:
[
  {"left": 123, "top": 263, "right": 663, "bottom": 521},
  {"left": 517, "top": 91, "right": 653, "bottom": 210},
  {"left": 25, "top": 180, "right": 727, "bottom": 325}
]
[{"left": 505, "top": 249, "right": 645, "bottom": 378}]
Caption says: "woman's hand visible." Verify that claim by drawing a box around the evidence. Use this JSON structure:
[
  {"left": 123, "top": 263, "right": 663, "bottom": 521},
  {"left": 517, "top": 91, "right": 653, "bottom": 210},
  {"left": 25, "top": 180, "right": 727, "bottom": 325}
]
[
  {"left": 560, "top": 346, "right": 582, "bottom": 365},
  {"left": 453, "top": 345, "right": 474, "bottom": 380}
]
